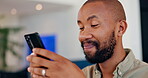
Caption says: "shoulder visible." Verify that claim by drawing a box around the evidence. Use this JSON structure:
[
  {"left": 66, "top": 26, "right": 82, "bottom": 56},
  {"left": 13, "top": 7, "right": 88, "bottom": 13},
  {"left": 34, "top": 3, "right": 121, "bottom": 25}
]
[
  {"left": 134, "top": 59, "right": 148, "bottom": 71},
  {"left": 132, "top": 59, "right": 148, "bottom": 70},
  {"left": 125, "top": 59, "right": 148, "bottom": 78}
]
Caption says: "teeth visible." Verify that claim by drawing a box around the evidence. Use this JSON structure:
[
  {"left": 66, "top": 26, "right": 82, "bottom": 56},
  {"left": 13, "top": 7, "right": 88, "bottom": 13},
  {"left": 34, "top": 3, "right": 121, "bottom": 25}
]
[{"left": 84, "top": 44, "right": 94, "bottom": 49}]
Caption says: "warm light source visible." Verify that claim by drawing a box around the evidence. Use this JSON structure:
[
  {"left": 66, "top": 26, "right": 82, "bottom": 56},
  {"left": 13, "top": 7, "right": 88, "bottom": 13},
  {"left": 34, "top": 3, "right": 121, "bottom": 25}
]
[
  {"left": 35, "top": 3, "right": 43, "bottom": 11},
  {"left": 10, "top": 8, "right": 17, "bottom": 15}
]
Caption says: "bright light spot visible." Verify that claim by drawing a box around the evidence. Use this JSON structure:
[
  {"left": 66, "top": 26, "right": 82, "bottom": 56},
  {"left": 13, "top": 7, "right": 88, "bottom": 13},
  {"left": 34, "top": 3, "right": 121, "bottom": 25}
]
[
  {"left": 11, "top": 8, "right": 17, "bottom": 15},
  {"left": 35, "top": 4, "right": 43, "bottom": 11}
]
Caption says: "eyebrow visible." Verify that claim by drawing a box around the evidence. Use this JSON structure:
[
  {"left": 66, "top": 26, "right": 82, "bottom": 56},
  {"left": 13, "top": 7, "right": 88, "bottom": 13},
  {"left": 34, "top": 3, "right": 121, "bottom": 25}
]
[
  {"left": 77, "top": 15, "right": 98, "bottom": 24},
  {"left": 87, "top": 15, "right": 98, "bottom": 21}
]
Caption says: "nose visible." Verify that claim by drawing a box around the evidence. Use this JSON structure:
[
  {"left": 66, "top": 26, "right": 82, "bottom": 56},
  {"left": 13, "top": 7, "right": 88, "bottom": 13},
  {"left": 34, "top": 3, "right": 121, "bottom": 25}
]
[{"left": 79, "top": 30, "right": 93, "bottom": 41}]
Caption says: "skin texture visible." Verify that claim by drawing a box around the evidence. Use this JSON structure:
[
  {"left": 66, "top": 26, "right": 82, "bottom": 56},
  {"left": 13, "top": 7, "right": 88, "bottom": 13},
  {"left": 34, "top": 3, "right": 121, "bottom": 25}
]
[
  {"left": 78, "top": 1, "right": 127, "bottom": 78},
  {"left": 83, "top": 0, "right": 126, "bottom": 21},
  {"left": 27, "top": 49, "right": 85, "bottom": 78},
  {"left": 26, "top": 0, "right": 128, "bottom": 78},
  {"left": 81, "top": 30, "right": 116, "bottom": 63}
]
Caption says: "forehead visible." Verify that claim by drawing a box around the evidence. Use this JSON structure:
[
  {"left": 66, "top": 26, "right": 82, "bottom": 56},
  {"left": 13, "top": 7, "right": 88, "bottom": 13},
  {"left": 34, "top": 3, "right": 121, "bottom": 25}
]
[{"left": 78, "top": 2, "right": 110, "bottom": 20}]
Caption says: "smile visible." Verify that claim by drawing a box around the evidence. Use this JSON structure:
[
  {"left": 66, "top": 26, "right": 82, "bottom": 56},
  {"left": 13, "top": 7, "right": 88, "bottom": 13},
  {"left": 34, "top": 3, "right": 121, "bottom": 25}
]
[{"left": 83, "top": 43, "right": 95, "bottom": 51}]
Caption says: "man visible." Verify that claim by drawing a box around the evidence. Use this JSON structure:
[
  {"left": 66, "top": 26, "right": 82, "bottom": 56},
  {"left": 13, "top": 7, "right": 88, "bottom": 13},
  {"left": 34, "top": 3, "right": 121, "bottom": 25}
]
[{"left": 26, "top": 0, "right": 148, "bottom": 78}]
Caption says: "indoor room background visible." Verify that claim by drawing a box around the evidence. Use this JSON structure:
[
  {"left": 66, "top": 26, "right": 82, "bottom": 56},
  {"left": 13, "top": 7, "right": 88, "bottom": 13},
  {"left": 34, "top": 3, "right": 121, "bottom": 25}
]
[{"left": 0, "top": 0, "right": 147, "bottom": 78}]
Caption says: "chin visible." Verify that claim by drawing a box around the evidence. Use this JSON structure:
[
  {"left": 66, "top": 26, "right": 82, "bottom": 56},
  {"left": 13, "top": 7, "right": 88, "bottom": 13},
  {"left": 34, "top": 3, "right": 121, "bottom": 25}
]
[{"left": 84, "top": 51, "right": 96, "bottom": 58}]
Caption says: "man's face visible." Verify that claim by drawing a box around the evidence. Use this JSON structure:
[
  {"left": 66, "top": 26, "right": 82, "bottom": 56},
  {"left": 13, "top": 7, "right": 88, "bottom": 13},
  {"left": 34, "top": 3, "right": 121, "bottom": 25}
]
[{"left": 77, "top": 2, "right": 117, "bottom": 63}]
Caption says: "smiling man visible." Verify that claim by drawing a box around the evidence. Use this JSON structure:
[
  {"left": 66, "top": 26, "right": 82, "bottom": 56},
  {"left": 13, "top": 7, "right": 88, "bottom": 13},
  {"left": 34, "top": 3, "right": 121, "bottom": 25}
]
[
  {"left": 78, "top": 0, "right": 148, "bottom": 78},
  {"left": 26, "top": 0, "right": 148, "bottom": 78}
]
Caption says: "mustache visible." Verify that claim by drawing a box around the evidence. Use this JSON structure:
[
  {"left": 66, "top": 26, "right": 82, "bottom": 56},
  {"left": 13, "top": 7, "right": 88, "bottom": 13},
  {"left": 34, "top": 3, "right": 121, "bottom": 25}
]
[{"left": 81, "top": 40, "right": 99, "bottom": 49}]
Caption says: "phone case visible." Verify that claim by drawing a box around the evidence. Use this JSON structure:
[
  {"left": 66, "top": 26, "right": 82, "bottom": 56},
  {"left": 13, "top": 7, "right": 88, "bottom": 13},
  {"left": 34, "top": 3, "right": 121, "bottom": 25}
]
[{"left": 24, "top": 32, "right": 45, "bottom": 50}]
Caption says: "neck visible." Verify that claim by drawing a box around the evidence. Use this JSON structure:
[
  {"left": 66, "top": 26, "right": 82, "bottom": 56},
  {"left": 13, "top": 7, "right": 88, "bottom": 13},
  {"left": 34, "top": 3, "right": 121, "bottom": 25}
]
[{"left": 98, "top": 40, "right": 126, "bottom": 76}]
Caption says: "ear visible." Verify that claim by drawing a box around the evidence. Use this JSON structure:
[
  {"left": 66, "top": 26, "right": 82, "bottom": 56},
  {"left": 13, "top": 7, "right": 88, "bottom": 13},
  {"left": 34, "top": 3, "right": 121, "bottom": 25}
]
[{"left": 117, "top": 20, "right": 127, "bottom": 37}]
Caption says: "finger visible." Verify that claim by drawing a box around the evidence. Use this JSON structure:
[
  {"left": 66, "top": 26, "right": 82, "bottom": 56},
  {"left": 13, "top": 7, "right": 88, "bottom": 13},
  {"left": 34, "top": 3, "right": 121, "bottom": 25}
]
[
  {"left": 28, "top": 67, "right": 47, "bottom": 77},
  {"left": 32, "top": 74, "right": 48, "bottom": 78},
  {"left": 26, "top": 53, "right": 37, "bottom": 62},
  {"left": 27, "top": 55, "right": 57, "bottom": 68},
  {"left": 30, "top": 53, "right": 37, "bottom": 56},
  {"left": 33, "top": 48, "right": 68, "bottom": 61},
  {"left": 30, "top": 63, "right": 40, "bottom": 67}
]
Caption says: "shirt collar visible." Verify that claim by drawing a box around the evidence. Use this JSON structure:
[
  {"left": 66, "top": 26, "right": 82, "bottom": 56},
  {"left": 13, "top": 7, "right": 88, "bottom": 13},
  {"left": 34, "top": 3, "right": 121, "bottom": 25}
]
[
  {"left": 94, "top": 48, "right": 135, "bottom": 76},
  {"left": 113, "top": 48, "right": 135, "bottom": 76}
]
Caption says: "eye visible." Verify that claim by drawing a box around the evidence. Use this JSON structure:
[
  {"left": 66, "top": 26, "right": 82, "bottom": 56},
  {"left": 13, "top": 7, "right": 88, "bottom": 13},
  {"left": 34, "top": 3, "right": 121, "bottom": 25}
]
[
  {"left": 91, "top": 20, "right": 100, "bottom": 28},
  {"left": 91, "top": 24, "right": 99, "bottom": 27},
  {"left": 79, "top": 27, "right": 84, "bottom": 31}
]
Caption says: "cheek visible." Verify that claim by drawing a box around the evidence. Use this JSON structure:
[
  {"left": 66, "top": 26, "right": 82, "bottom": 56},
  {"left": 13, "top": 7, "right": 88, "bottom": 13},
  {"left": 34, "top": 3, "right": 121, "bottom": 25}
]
[
  {"left": 93, "top": 30, "right": 110, "bottom": 47},
  {"left": 93, "top": 29, "right": 106, "bottom": 41}
]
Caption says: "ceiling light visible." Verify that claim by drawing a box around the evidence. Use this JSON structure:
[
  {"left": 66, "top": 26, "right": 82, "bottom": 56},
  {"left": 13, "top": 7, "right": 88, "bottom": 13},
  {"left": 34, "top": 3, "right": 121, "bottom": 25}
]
[
  {"left": 35, "top": 4, "right": 43, "bottom": 11},
  {"left": 10, "top": 8, "right": 17, "bottom": 15}
]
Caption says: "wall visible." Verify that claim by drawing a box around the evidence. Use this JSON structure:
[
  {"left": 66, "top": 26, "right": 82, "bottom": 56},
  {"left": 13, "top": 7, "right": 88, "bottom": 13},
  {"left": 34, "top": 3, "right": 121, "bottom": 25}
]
[
  {"left": 19, "top": 7, "right": 83, "bottom": 60},
  {"left": 19, "top": 0, "right": 86, "bottom": 60},
  {"left": 0, "top": 15, "right": 19, "bottom": 27}
]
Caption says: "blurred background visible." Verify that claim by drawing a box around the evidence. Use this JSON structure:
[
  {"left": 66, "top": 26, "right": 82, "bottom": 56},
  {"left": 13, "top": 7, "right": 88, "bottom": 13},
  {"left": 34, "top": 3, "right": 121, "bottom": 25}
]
[{"left": 0, "top": 0, "right": 147, "bottom": 78}]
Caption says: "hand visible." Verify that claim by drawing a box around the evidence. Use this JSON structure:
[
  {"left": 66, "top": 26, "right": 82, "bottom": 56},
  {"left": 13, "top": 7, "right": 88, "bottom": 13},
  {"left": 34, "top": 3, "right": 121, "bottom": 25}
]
[{"left": 26, "top": 48, "right": 86, "bottom": 78}]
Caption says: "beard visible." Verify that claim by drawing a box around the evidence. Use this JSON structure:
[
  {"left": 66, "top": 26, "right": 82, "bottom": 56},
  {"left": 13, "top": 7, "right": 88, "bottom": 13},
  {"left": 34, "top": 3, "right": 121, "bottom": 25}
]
[{"left": 81, "top": 31, "right": 116, "bottom": 64}]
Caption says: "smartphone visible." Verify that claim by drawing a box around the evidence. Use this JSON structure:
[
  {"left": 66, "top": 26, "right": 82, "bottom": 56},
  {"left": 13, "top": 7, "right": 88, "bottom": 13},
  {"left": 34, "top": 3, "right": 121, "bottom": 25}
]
[
  {"left": 24, "top": 32, "right": 45, "bottom": 50},
  {"left": 24, "top": 32, "right": 49, "bottom": 60}
]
